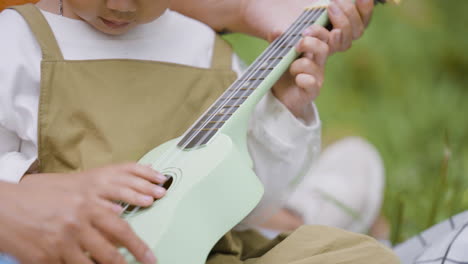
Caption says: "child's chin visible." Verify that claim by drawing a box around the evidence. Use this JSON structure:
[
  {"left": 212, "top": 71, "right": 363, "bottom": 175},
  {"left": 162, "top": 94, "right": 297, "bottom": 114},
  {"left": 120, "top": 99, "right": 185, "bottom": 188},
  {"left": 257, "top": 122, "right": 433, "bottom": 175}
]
[{"left": 93, "top": 22, "right": 135, "bottom": 36}]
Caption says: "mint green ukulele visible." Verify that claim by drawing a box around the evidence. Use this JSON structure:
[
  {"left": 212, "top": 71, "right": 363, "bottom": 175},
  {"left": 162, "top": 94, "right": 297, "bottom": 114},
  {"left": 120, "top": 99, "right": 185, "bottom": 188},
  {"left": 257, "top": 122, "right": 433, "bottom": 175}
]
[{"left": 121, "top": 1, "right": 395, "bottom": 263}]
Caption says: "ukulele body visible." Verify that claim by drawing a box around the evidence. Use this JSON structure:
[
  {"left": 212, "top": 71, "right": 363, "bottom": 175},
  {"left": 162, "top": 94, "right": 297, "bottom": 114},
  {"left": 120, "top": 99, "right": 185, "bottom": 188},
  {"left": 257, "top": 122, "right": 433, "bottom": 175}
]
[{"left": 122, "top": 133, "right": 264, "bottom": 264}]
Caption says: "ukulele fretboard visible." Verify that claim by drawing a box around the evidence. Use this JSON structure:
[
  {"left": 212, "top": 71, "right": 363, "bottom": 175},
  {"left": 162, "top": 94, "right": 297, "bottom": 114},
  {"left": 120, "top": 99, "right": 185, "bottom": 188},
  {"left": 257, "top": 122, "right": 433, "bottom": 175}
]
[{"left": 178, "top": 6, "right": 327, "bottom": 149}]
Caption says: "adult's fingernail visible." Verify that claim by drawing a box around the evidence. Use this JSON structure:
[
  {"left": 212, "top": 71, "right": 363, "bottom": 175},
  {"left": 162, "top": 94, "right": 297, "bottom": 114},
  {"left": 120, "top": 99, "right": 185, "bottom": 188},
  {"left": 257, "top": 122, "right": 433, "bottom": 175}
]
[
  {"left": 154, "top": 187, "right": 166, "bottom": 197},
  {"left": 112, "top": 204, "right": 124, "bottom": 213},
  {"left": 155, "top": 173, "right": 167, "bottom": 183},
  {"left": 142, "top": 195, "right": 153, "bottom": 203},
  {"left": 144, "top": 250, "right": 157, "bottom": 264}
]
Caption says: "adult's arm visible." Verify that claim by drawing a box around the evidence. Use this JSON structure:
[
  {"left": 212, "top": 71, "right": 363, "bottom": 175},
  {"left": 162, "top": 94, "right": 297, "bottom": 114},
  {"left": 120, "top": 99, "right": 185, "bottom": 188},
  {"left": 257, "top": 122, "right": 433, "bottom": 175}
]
[{"left": 170, "top": 0, "right": 375, "bottom": 53}]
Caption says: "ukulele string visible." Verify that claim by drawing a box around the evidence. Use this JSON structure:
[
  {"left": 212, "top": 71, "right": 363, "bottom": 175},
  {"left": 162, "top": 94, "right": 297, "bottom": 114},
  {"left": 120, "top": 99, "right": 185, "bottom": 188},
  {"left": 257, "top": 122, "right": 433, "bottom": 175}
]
[
  {"left": 123, "top": 7, "right": 326, "bottom": 217},
  {"left": 121, "top": 8, "right": 321, "bottom": 214},
  {"left": 183, "top": 7, "right": 325, "bottom": 151},
  {"left": 154, "top": 8, "right": 320, "bottom": 167}
]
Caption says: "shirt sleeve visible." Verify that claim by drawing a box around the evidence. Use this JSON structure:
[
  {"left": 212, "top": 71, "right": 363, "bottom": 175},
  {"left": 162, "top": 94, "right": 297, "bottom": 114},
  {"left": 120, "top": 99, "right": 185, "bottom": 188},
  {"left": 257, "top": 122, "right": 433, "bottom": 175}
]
[
  {"left": 239, "top": 92, "right": 321, "bottom": 228},
  {"left": 0, "top": 10, "right": 42, "bottom": 183},
  {"left": 0, "top": 127, "right": 37, "bottom": 183},
  {"left": 230, "top": 53, "right": 322, "bottom": 228}
]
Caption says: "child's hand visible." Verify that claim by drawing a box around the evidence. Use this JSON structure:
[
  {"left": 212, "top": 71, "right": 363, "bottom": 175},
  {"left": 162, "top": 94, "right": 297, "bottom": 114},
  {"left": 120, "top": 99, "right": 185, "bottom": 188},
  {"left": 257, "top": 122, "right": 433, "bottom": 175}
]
[{"left": 271, "top": 25, "right": 330, "bottom": 120}]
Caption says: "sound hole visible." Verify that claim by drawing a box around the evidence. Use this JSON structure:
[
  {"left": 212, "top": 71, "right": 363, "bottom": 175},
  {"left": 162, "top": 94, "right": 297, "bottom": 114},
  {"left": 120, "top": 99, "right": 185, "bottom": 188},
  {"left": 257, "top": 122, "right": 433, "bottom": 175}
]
[{"left": 162, "top": 174, "right": 174, "bottom": 190}]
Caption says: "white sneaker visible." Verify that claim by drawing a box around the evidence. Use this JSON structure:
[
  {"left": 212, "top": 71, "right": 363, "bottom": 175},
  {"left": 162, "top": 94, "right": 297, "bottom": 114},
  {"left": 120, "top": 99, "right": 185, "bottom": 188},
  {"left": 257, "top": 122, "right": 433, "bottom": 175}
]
[{"left": 285, "top": 136, "right": 385, "bottom": 233}]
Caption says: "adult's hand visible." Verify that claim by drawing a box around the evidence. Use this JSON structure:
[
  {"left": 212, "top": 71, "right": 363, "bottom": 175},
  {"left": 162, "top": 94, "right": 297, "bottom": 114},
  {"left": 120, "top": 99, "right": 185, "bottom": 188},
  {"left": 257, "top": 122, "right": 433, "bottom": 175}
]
[{"left": 0, "top": 163, "right": 163, "bottom": 264}]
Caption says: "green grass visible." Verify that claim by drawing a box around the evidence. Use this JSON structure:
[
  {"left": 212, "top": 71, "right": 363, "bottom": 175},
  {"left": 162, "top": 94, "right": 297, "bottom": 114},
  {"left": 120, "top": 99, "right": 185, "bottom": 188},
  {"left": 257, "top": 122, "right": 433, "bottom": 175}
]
[{"left": 224, "top": 0, "right": 468, "bottom": 243}]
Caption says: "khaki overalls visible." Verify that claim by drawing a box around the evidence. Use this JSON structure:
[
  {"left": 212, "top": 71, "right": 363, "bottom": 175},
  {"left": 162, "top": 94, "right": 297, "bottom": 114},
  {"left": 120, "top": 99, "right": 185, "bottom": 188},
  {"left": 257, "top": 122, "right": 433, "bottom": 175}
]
[{"left": 11, "top": 4, "right": 398, "bottom": 264}]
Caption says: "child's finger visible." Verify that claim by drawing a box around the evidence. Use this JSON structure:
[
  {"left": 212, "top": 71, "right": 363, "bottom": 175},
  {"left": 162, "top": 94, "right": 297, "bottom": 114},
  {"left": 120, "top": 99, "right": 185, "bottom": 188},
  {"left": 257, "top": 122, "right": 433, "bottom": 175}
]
[
  {"left": 335, "top": 0, "right": 365, "bottom": 40},
  {"left": 301, "top": 25, "right": 329, "bottom": 43},
  {"left": 356, "top": 0, "right": 375, "bottom": 27},
  {"left": 295, "top": 73, "right": 320, "bottom": 96},
  {"left": 297, "top": 37, "right": 329, "bottom": 67},
  {"left": 329, "top": 29, "right": 343, "bottom": 54},
  {"left": 328, "top": 1, "right": 352, "bottom": 50},
  {"left": 289, "top": 57, "right": 321, "bottom": 77}
]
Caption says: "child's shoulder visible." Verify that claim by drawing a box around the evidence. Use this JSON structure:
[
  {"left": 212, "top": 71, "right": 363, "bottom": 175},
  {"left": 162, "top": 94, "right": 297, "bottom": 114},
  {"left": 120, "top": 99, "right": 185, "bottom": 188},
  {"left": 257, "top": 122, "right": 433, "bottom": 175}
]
[{"left": 0, "top": 9, "right": 40, "bottom": 55}]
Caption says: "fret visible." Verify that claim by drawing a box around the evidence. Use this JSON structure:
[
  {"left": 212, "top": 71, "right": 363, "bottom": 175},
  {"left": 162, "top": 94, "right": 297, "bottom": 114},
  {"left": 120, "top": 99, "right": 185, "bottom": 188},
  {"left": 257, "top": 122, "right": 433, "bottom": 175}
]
[
  {"left": 279, "top": 44, "right": 295, "bottom": 50},
  {"left": 193, "top": 121, "right": 225, "bottom": 130},
  {"left": 177, "top": 129, "right": 217, "bottom": 149},
  {"left": 212, "top": 105, "right": 241, "bottom": 109},
  {"left": 230, "top": 79, "right": 263, "bottom": 90},
  {"left": 220, "top": 96, "right": 249, "bottom": 100},
  {"left": 246, "top": 76, "right": 265, "bottom": 81},
  {"left": 293, "top": 20, "right": 318, "bottom": 26},
  {"left": 206, "top": 106, "right": 237, "bottom": 116},
  {"left": 231, "top": 79, "right": 255, "bottom": 88},
  {"left": 269, "top": 48, "right": 290, "bottom": 58},
  {"left": 223, "top": 89, "right": 255, "bottom": 99},
  {"left": 177, "top": 9, "right": 330, "bottom": 150},
  {"left": 283, "top": 32, "right": 305, "bottom": 41},
  {"left": 267, "top": 56, "right": 283, "bottom": 61},
  {"left": 257, "top": 67, "right": 274, "bottom": 73},
  {"left": 259, "top": 67, "right": 275, "bottom": 72},
  {"left": 191, "top": 127, "right": 220, "bottom": 132},
  {"left": 214, "top": 98, "right": 247, "bottom": 108},
  {"left": 199, "top": 113, "right": 231, "bottom": 123},
  {"left": 228, "top": 85, "right": 256, "bottom": 92}
]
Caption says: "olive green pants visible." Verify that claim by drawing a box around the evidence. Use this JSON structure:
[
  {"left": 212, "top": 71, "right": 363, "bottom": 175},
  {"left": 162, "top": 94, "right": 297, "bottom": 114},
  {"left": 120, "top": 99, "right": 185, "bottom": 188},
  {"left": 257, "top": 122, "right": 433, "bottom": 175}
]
[{"left": 208, "top": 226, "right": 399, "bottom": 264}]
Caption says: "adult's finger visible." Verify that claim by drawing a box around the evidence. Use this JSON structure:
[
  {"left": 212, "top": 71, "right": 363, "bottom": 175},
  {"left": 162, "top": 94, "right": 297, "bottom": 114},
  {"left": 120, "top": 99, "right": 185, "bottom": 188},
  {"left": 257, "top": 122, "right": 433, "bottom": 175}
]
[
  {"left": 119, "top": 163, "right": 167, "bottom": 185},
  {"left": 61, "top": 242, "right": 94, "bottom": 264},
  {"left": 80, "top": 224, "right": 127, "bottom": 264},
  {"left": 93, "top": 211, "right": 156, "bottom": 264},
  {"left": 101, "top": 185, "right": 155, "bottom": 207},
  {"left": 116, "top": 174, "right": 167, "bottom": 199}
]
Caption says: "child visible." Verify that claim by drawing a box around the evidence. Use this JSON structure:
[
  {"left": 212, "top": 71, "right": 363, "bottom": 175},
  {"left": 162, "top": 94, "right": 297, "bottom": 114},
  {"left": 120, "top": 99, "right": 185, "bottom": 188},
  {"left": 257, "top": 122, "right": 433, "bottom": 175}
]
[{"left": 0, "top": 0, "right": 397, "bottom": 263}]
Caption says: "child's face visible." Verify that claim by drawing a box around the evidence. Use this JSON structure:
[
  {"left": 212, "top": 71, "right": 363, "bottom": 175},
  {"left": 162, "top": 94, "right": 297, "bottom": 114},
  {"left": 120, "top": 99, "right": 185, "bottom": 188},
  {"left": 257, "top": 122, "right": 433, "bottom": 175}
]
[{"left": 66, "top": 0, "right": 170, "bottom": 35}]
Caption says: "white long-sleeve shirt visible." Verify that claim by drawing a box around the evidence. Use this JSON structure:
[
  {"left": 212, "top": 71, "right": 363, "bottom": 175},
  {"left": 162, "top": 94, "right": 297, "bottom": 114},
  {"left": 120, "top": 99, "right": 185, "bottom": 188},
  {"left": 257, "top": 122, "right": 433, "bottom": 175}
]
[{"left": 0, "top": 8, "right": 321, "bottom": 225}]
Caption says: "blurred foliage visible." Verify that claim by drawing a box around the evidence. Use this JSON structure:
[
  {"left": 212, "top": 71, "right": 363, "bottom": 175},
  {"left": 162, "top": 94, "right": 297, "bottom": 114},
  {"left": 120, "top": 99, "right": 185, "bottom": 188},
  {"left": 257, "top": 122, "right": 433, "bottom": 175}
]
[{"left": 224, "top": 0, "right": 468, "bottom": 243}]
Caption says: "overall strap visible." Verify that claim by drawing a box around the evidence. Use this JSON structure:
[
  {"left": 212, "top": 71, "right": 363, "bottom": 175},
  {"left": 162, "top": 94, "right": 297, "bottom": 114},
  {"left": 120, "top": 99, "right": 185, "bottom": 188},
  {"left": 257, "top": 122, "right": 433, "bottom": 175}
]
[
  {"left": 211, "top": 35, "right": 233, "bottom": 70},
  {"left": 9, "top": 4, "right": 64, "bottom": 61}
]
